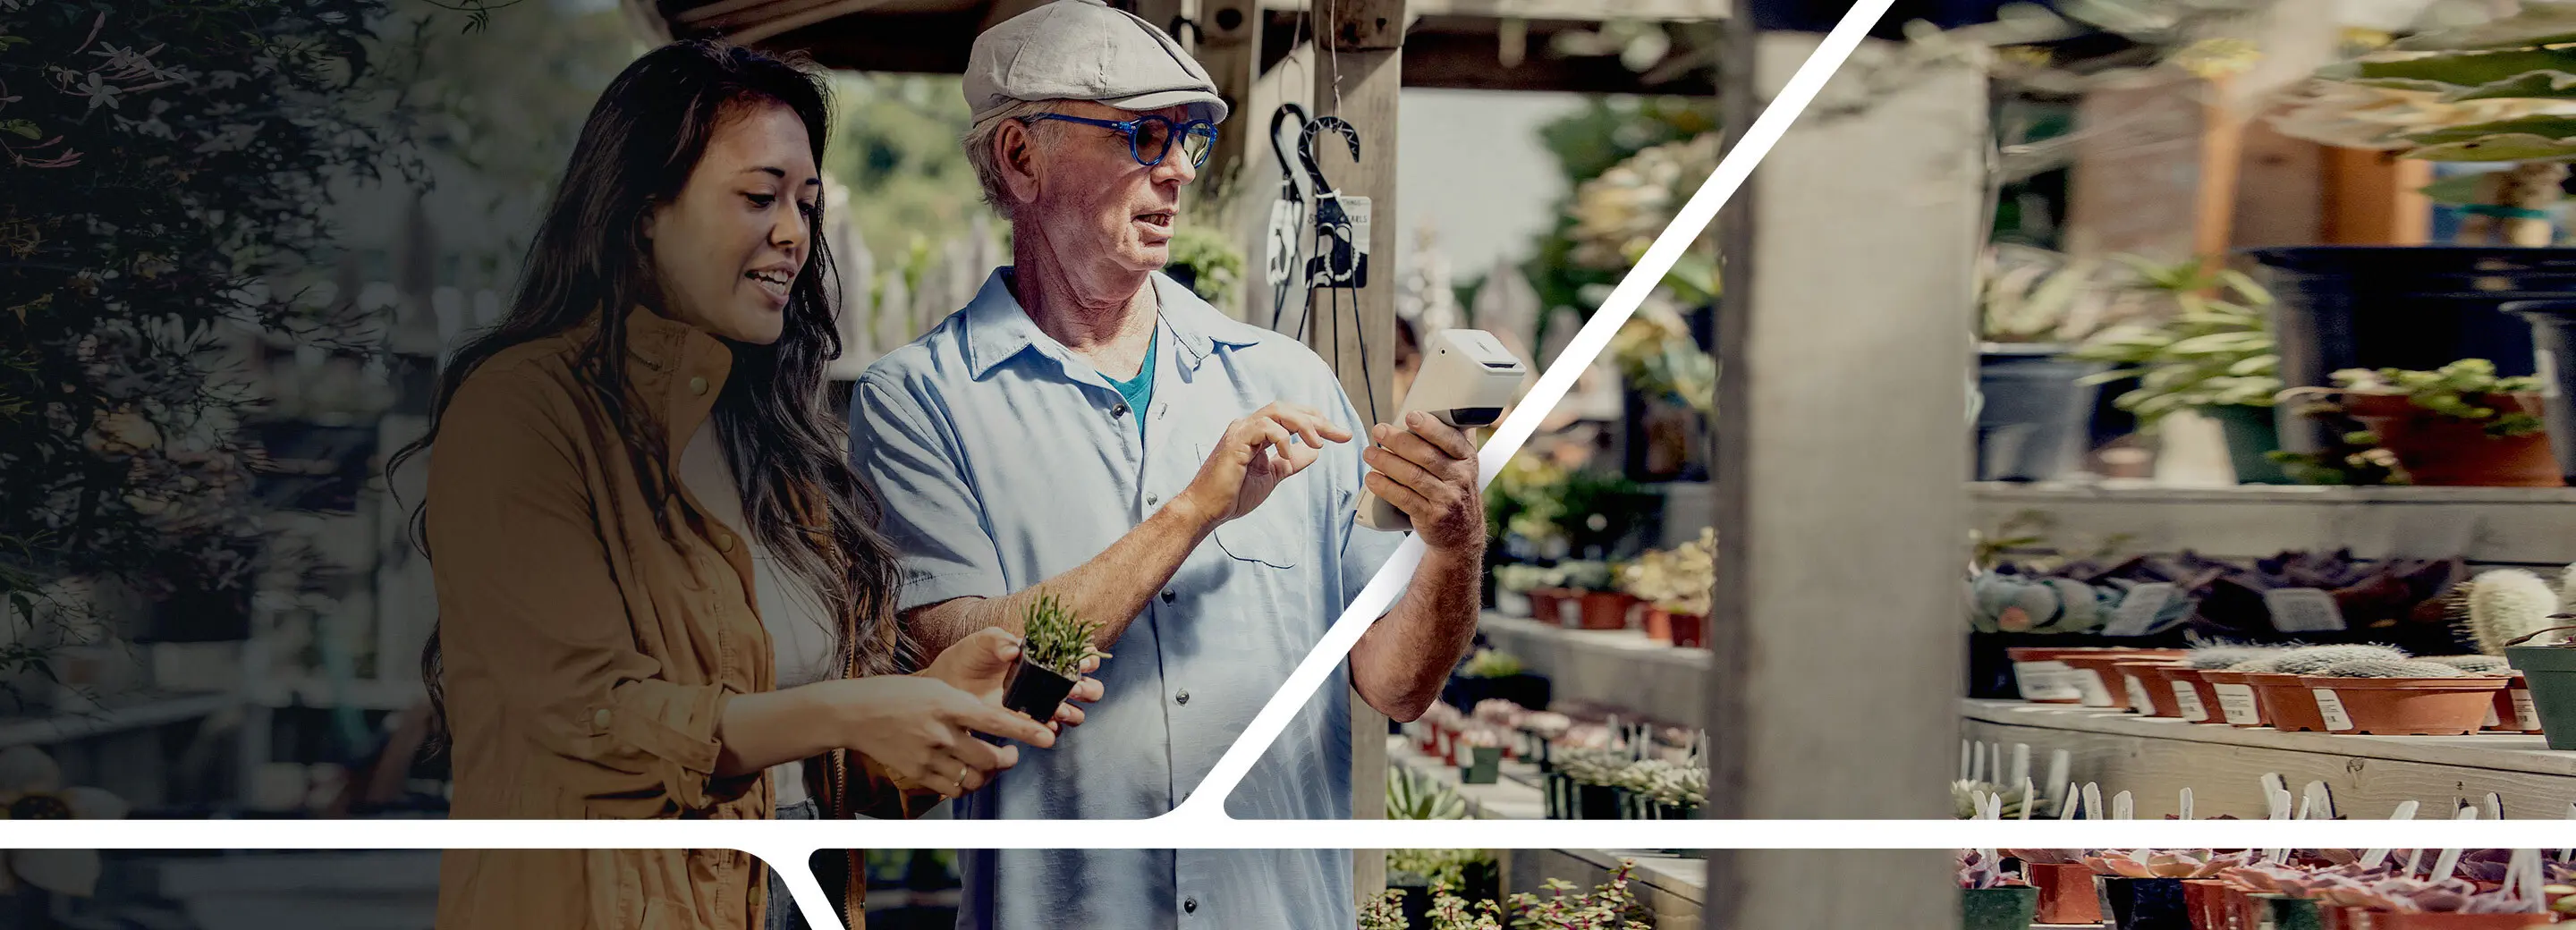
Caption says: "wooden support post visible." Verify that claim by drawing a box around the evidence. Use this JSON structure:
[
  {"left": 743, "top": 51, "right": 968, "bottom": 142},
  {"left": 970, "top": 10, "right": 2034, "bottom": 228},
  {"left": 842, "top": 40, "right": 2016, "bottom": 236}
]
[
  {"left": 1306, "top": 0, "right": 1403, "bottom": 901},
  {"left": 1705, "top": 23, "right": 1977, "bottom": 930},
  {"left": 1194, "top": 0, "right": 1262, "bottom": 194},
  {"left": 2322, "top": 147, "right": 2433, "bottom": 246}
]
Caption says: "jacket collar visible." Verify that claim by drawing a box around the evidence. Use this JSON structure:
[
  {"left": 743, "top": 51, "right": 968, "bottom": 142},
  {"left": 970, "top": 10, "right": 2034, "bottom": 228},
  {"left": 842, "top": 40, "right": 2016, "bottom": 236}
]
[
  {"left": 573, "top": 305, "right": 734, "bottom": 459},
  {"left": 962, "top": 268, "right": 1257, "bottom": 380}
]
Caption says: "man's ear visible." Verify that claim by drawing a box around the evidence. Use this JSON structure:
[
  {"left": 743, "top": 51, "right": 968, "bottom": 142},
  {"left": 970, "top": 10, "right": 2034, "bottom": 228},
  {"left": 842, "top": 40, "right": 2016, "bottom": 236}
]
[{"left": 997, "top": 120, "right": 1043, "bottom": 207}]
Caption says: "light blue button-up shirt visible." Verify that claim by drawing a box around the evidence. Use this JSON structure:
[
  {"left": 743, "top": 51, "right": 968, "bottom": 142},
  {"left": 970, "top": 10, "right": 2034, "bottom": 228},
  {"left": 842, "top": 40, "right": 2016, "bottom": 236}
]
[{"left": 849, "top": 268, "right": 1403, "bottom": 930}]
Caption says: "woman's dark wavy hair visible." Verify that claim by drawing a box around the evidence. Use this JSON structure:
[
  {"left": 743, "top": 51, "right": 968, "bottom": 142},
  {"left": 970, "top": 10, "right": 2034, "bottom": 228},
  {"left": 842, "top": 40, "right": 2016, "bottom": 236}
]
[{"left": 390, "top": 40, "right": 911, "bottom": 748}]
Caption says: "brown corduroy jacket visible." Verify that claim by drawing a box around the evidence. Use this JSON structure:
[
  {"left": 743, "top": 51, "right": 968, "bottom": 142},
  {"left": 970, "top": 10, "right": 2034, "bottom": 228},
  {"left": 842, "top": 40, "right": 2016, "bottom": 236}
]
[{"left": 426, "top": 307, "right": 935, "bottom": 930}]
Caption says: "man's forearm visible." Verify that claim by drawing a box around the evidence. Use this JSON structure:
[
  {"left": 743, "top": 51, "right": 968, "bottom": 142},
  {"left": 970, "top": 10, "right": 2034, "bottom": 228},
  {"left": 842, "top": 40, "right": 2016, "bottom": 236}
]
[
  {"left": 910, "top": 499, "right": 1222, "bottom": 659},
  {"left": 1351, "top": 542, "right": 1485, "bottom": 722}
]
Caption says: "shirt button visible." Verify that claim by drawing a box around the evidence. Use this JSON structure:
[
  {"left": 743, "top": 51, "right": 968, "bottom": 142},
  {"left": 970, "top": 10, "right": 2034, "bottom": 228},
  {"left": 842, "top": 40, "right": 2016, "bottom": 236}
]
[
  {"left": 1174, "top": 689, "right": 1189, "bottom": 706},
  {"left": 1111, "top": 402, "right": 1130, "bottom": 418},
  {"left": 715, "top": 533, "right": 735, "bottom": 553},
  {"left": 592, "top": 708, "right": 612, "bottom": 728},
  {"left": 689, "top": 376, "right": 708, "bottom": 396},
  {"left": 1160, "top": 589, "right": 1176, "bottom": 604},
  {"left": 1183, "top": 898, "right": 1197, "bottom": 914},
  {"left": 1146, "top": 493, "right": 1160, "bottom": 506}
]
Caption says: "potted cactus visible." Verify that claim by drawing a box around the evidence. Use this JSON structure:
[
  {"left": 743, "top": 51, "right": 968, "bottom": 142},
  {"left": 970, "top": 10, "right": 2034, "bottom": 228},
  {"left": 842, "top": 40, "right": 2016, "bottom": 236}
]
[
  {"left": 1001, "top": 591, "right": 1106, "bottom": 728},
  {"left": 2299, "top": 656, "right": 2512, "bottom": 735},
  {"left": 2281, "top": 361, "right": 2558, "bottom": 486},
  {"left": 2233, "top": 645, "right": 2416, "bottom": 731}
]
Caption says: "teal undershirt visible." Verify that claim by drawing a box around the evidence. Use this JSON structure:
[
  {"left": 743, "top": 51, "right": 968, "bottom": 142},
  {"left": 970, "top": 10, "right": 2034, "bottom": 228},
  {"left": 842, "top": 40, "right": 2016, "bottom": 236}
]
[{"left": 1104, "top": 327, "right": 1157, "bottom": 442}]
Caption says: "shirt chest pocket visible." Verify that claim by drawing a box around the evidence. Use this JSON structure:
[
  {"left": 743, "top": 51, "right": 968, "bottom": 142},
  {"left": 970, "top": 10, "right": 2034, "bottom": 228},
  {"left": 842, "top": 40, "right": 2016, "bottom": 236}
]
[{"left": 1200, "top": 444, "right": 1308, "bottom": 571}]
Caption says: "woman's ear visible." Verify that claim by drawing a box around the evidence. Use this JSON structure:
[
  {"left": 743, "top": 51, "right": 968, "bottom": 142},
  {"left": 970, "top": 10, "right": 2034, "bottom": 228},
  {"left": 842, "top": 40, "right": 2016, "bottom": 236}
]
[{"left": 997, "top": 120, "right": 1042, "bottom": 207}]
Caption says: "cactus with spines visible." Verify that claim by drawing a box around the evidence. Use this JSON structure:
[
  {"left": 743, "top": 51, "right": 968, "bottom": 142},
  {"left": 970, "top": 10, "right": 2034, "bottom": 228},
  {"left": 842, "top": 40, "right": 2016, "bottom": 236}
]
[
  {"left": 2467, "top": 568, "right": 2559, "bottom": 656},
  {"left": 2269, "top": 645, "right": 2411, "bottom": 675},
  {"left": 2230, "top": 655, "right": 2286, "bottom": 673},
  {"left": 2314, "top": 658, "right": 2470, "bottom": 679},
  {"left": 2419, "top": 655, "right": 2512, "bottom": 674},
  {"left": 2189, "top": 645, "right": 2283, "bottom": 670}
]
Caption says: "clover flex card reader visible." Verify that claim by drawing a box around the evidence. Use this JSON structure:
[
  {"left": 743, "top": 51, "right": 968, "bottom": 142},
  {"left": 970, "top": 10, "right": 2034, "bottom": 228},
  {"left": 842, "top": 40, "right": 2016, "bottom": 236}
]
[{"left": 1357, "top": 328, "right": 1530, "bottom": 532}]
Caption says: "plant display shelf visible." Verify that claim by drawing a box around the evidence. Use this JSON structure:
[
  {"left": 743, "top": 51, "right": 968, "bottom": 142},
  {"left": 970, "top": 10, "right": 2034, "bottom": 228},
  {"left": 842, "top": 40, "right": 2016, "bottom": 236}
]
[
  {"left": 1386, "top": 733, "right": 1547, "bottom": 820},
  {"left": 1511, "top": 847, "right": 1707, "bottom": 929},
  {"left": 1477, "top": 612, "right": 1709, "bottom": 730},
  {"left": 1962, "top": 698, "right": 2576, "bottom": 818},
  {"left": 1972, "top": 481, "right": 2576, "bottom": 568}
]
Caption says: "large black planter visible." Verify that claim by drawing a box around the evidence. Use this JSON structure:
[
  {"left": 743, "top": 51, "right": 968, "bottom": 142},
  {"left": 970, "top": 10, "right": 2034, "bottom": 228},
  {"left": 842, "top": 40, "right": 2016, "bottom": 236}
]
[
  {"left": 2248, "top": 246, "right": 2576, "bottom": 450},
  {"left": 1441, "top": 672, "right": 1552, "bottom": 714},
  {"left": 2504, "top": 300, "right": 2576, "bottom": 485},
  {"left": 1976, "top": 345, "right": 2107, "bottom": 482},
  {"left": 2097, "top": 876, "right": 2190, "bottom": 930}
]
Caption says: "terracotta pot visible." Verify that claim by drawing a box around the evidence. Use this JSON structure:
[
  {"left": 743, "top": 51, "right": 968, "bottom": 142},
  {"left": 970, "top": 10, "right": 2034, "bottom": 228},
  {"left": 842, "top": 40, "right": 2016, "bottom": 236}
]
[
  {"left": 1643, "top": 606, "right": 1674, "bottom": 642},
  {"left": 1666, "top": 611, "right": 1707, "bottom": 648},
  {"left": 2063, "top": 650, "right": 2190, "bottom": 709},
  {"left": 2300, "top": 675, "right": 2512, "bottom": 735},
  {"left": 2229, "top": 885, "right": 2262, "bottom": 930},
  {"left": 2247, "top": 672, "right": 2332, "bottom": 731},
  {"left": 1573, "top": 590, "right": 1637, "bottom": 630},
  {"left": 2030, "top": 863, "right": 2106, "bottom": 925},
  {"left": 2324, "top": 902, "right": 2360, "bottom": 930},
  {"left": 2490, "top": 672, "right": 2545, "bottom": 732},
  {"left": 2008, "top": 647, "right": 2090, "bottom": 704},
  {"left": 2363, "top": 912, "right": 2558, "bottom": 929},
  {"left": 2342, "top": 392, "right": 2562, "bottom": 487},
  {"left": 2199, "top": 670, "right": 2273, "bottom": 727},
  {"left": 2118, "top": 661, "right": 2192, "bottom": 718},
  {"left": 1528, "top": 588, "right": 1572, "bottom": 626},
  {"left": 2166, "top": 667, "right": 2226, "bottom": 724}
]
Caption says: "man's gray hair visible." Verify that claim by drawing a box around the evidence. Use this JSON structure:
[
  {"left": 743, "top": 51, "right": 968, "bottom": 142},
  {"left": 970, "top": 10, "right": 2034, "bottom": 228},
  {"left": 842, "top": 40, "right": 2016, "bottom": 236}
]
[{"left": 962, "top": 98, "right": 1065, "bottom": 215}]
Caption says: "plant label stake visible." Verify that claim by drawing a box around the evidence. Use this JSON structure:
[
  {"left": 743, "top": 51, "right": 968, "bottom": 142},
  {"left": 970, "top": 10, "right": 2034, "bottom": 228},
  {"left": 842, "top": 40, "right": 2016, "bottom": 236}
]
[
  {"left": 2484, "top": 790, "right": 2504, "bottom": 820},
  {"left": 2059, "top": 782, "right": 2080, "bottom": 819},
  {"left": 2043, "top": 751, "right": 2070, "bottom": 809},
  {"left": 2179, "top": 787, "right": 2193, "bottom": 821},
  {"left": 1297, "top": 116, "right": 1368, "bottom": 290},
  {"left": 2020, "top": 777, "right": 2036, "bottom": 820},
  {"left": 2083, "top": 782, "right": 2105, "bottom": 821},
  {"left": 2112, "top": 790, "right": 2133, "bottom": 820}
]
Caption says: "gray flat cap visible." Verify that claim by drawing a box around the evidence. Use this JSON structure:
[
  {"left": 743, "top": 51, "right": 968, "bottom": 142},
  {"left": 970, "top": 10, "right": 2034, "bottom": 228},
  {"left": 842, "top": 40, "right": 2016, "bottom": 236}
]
[{"left": 964, "top": 0, "right": 1229, "bottom": 125}]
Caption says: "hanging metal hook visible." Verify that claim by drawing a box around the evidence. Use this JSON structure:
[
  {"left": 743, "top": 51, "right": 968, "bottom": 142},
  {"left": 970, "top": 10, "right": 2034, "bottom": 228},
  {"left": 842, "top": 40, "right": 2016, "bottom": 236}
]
[
  {"left": 1268, "top": 103, "right": 1309, "bottom": 199},
  {"left": 1295, "top": 114, "right": 1360, "bottom": 202},
  {"left": 1296, "top": 115, "right": 1367, "bottom": 290}
]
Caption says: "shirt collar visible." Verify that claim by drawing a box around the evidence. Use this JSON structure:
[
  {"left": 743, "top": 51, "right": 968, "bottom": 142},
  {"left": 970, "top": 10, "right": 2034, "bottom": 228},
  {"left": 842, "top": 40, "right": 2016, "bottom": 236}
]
[{"left": 962, "top": 267, "right": 1260, "bottom": 379}]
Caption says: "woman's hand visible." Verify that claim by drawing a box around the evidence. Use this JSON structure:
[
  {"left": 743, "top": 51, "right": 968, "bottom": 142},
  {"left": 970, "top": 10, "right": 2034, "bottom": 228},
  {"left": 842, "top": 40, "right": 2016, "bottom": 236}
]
[
  {"left": 921, "top": 626, "right": 1106, "bottom": 731},
  {"left": 813, "top": 675, "right": 1054, "bottom": 799}
]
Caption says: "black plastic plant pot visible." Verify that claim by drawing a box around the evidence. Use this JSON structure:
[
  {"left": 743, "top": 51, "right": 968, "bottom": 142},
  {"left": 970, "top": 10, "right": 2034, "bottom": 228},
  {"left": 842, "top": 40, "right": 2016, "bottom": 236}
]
[
  {"left": 1389, "top": 875, "right": 1434, "bottom": 930},
  {"left": 1977, "top": 345, "right": 2109, "bottom": 482},
  {"left": 2096, "top": 876, "right": 2190, "bottom": 930},
  {"left": 2256, "top": 894, "right": 2325, "bottom": 930},
  {"left": 1000, "top": 658, "right": 1077, "bottom": 731},
  {"left": 1578, "top": 782, "right": 1622, "bottom": 820},
  {"left": 2507, "top": 644, "right": 2576, "bottom": 750},
  {"left": 2246, "top": 246, "right": 2576, "bottom": 450},
  {"left": 1460, "top": 747, "right": 1502, "bottom": 785},
  {"left": 1961, "top": 886, "right": 2041, "bottom": 930},
  {"left": 2505, "top": 300, "right": 2576, "bottom": 485},
  {"left": 1543, "top": 772, "right": 1566, "bottom": 819}
]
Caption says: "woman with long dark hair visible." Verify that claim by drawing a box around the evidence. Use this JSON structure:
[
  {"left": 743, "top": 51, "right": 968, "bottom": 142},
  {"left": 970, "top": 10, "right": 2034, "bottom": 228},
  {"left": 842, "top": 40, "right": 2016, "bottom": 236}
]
[{"left": 397, "top": 41, "right": 1085, "bottom": 930}]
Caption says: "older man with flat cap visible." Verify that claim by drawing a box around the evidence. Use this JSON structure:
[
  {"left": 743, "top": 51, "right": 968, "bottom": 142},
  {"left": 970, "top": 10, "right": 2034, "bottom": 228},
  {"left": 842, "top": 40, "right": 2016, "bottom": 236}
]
[{"left": 845, "top": 0, "right": 1487, "bottom": 926}]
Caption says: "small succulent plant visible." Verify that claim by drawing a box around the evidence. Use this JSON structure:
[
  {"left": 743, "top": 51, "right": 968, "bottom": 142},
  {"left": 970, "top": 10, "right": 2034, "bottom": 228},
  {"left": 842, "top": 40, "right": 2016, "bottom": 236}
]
[
  {"left": 1020, "top": 591, "right": 1109, "bottom": 679},
  {"left": 2314, "top": 658, "right": 2470, "bottom": 679},
  {"left": 2330, "top": 361, "right": 2547, "bottom": 437},
  {"left": 1460, "top": 648, "right": 1525, "bottom": 679},
  {"left": 1386, "top": 765, "right": 1470, "bottom": 820},
  {"left": 1504, "top": 862, "right": 1653, "bottom": 930},
  {"left": 2419, "top": 655, "right": 2513, "bottom": 674},
  {"left": 2468, "top": 568, "right": 2561, "bottom": 655}
]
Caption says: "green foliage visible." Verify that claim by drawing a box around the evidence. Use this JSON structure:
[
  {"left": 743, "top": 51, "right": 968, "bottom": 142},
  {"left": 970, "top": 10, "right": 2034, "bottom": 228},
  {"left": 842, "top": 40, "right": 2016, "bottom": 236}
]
[
  {"left": 1019, "top": 590, "right": 1107, "bottom": 678},
  {"left": 2065, "top": 256, "right": 2281, "bottom": 427},
  {"left": 1553, "top": 470, "right": 1658, "bottom": 559},
  {"left": 1523, "top": 97, "right": 1718, "bottom": 336},
  {"left": 2308, "top": 5, "right": 2576, "bottom": 162},
  {"left": 1387, "top": 849, "right": 1496, "bottom": 895},
  {"left": 1504, "top": 862, "right": 1654, "bottom": 930},
  {"left": 823, "top": 73, "right": 992, "bottom": 262},
  {"left": 1164, "top": 224, "right": 1245, "bottom": 309},
  {"left": 0, "top": 0, "right": 428, "bottom": 684},
  {"left": 2330, "top": 359, "right": 2546, "bottom": 437},
  {"left": 1459, "top": 647, "right": 1524, "bottom": 679}
]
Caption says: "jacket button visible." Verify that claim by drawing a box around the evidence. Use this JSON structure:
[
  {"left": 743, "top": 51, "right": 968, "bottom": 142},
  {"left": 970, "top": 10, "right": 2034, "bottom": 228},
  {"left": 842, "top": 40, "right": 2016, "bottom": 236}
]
[
  {"left": 1174, "top": 689, "right": 1189, "bottom": 706},
  {"left": 1183, "top": 897, "right": 1197, "bottom": 914},
  {"left": 716, "top": 533, "right": 735, "bottom": 553},
  {"left": 1160, "top": 589, "right": 1176, "bottom": 604},
  {"left": 593, "top": 708, "right": 612, "bottom": 728},
  {"left": 689, "top": 376, "right": 709, "bottom": 396}
]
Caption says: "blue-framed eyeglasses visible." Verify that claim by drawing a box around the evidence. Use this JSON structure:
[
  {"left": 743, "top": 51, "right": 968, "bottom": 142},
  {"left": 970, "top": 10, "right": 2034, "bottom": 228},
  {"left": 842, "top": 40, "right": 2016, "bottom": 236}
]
[{"left": 1023, "top": 113, "right": 1219, "bottom": 168}]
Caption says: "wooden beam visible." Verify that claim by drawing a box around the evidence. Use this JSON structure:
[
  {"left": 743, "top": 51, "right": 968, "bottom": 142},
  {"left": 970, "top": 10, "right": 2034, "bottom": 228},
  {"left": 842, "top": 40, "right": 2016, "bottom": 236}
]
[
  {"left": 1707, "top": 22, "right": 1979, "bottom": 930},
  {"left": 1196, "top": 0, "right": 1264, "bottom": 194},
  {"left": 2322, "top": 147, "right": 2433, "bottom": 246}
]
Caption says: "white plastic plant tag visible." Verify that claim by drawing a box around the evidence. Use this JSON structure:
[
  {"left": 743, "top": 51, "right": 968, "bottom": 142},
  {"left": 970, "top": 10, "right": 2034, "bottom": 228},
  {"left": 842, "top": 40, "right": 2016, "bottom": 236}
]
[
  {"left": 2172, "top": 681, "right": 2209, "bottom": 722},
  {"left": 2045, "top": 751, "right": 2071, "bottom": 805},
  {"left": 1343, "top": 195, "right": 1372, "bottom": 261},
  {"left": 2126, "top": 673, "right": 2156, "bottom": 714},
  {"left": 2009, "top": 743, "right": 2031, "bottom": 788},
  {"left": 2113, "top": 790, "right": 2134, "bottom": 820},
  {"left": 2312, "top": 688, "right": 2356, "bottom": 731},
  {"left": 1264, "top": 199, "right": 1301, "bottom": 286},
  {"left": 2074, "top": 669, "right": 2117, "bottom": 706},
  {"left": 2266, "top": 588, "right": 2349, "bottom": 633},
  {"left": 2013, "top": 661, "right": 2080, "bottom": 701},
  {"left": 2215, "top": 683, "right": 2260, "bottom": 724},
  {"left": 2306, "top": 781, "right": 2335, "bottom": 820},
  {"left": 2021, "top": 777, "right": 2036, "bottom": 821},
  {"left": 2486, "top": 791, "right": 2504, "bottom": 821},
  {"left": 2180, "top": 787, "right": 2194, "bottom": 821},
  {"left": 2083, "top": 782, "right": 2105, "bottom": 822},
  {"left": 2102, "top": 582, "right": 2174, "bottom": 637},
  {"left": 1958, "top": 740, "right": 1971, "bottom": 782},
  {"left": 2059, "top": 782, "right": 2080, "bottom": 819}
]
